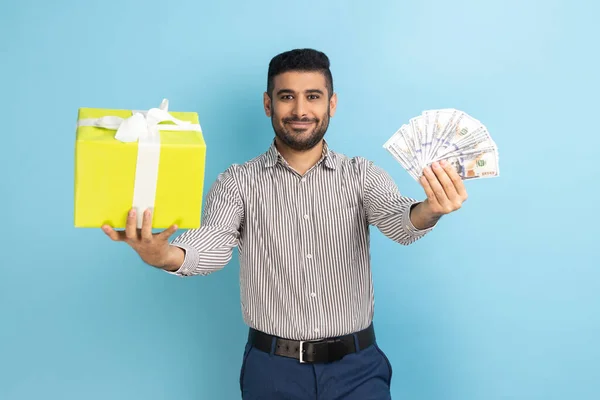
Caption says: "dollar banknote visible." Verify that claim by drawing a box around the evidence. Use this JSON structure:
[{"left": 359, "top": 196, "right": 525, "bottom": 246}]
[{"left": 383, "top": 108, "right": 500, "bottom": 180}]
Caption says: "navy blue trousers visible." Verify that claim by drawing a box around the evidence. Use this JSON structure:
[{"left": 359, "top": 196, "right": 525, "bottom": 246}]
[{"left": 239, "top": 335, "right": 393, "bottom": 399}]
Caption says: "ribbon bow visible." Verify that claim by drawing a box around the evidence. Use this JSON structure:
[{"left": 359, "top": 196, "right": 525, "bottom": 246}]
[{"left": 78, "top": 99, "right": 201, "bottom": 142}]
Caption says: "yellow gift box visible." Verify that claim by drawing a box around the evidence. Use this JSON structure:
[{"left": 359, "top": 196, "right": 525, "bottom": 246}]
[{"left": 74, "top": 99, "right": 206, "bottom": 229}]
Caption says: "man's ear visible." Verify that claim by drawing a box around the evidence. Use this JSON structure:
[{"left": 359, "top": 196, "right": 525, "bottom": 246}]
[
  {"left": 329, "top": 92, "right": 338, "bottom": 117},
  {"left": 263, "top": 92, "right": 272, "bottom": 117}
]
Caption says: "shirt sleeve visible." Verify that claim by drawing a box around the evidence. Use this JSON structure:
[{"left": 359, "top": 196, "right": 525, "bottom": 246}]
[
  {"left": 363, "top": 160, "right": 435, "bottom": 245},
  {"left": 165, "top": 166, "right": 244, "bottom": 276}
]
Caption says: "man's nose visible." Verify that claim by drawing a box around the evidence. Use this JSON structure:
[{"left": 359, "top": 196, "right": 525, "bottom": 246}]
[{"left": 293, "top": 98, "right": 308, "bottom": 117}]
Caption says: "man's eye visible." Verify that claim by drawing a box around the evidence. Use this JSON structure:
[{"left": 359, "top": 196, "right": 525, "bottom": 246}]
[
  {"left": 281, "top": 95, "right": 293, "bottom": 100},
  {"left": 308, "top": 95, "right": 319, "bottom": 100}
]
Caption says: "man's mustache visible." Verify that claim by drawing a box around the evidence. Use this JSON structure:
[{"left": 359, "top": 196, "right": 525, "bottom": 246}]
[{"left": 283, "top": 117, "right": 319, "bottom": 123}]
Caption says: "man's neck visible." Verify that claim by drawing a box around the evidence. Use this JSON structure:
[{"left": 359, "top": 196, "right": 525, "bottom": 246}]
[{"left": 274, "top": 138, "right": 324, "bottom": 176}]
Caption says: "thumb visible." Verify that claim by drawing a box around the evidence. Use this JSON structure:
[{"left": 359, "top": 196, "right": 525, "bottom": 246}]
[{"left": 157, "top": 224, "right": 178, "bottom": 241}]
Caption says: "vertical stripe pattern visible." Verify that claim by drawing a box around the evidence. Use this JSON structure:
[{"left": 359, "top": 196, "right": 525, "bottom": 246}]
[{"left": 170, "top": 140, "right": 433, "bottom": 340}]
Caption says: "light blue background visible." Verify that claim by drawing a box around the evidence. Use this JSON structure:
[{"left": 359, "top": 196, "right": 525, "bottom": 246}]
[{"left": 1, "top": 0, "right": 598, "bottom": 399}]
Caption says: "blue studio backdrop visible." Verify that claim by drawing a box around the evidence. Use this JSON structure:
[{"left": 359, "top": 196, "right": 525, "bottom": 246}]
[{"left": 1, "top": 0, "right": 598, "bottom": 399}]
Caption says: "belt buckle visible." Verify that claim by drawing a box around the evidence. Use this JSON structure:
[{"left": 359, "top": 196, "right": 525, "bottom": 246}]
[{"left": 299, "top": 341, "right": 307, "bottom": 363}]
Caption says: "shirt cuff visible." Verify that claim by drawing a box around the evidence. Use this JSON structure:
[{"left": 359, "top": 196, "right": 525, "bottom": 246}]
[
  {"left": 402, "top": 202, "right": 437, "bottom": 238},
  {"left": 163, "top": 242, "right": 199, "bottom": 276}
]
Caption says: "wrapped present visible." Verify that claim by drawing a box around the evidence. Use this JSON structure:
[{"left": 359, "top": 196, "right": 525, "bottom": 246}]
[{"left": 74, "top": 99, "right": 206, "bottom": 229}]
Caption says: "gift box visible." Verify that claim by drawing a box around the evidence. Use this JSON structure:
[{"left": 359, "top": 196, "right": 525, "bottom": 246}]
[{"left": 74, "top": 99, "right": 206, "bottom": 229}]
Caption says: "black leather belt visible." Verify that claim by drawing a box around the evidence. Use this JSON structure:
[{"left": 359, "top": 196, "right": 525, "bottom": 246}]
[{"left": 248, "top": 324, "right": 376, "bottom": 364}]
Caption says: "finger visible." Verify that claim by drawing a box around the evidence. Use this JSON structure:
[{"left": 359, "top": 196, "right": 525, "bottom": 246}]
[
  {"left": 419, "top": 174, "right": 439, "bottom": 207},
  {"left": 125, "top": 208, "right": 138, "bottom": 240},
  {"left": 141, "top": 209, "right": 153, "bottom": 241},
  {"left": 441, "top": 161, "right": 468, "bottom": 200},
  {"left": 423, "top": 166, "right": 450, "bottom": 206},
  {"left": 156, "top": 224, "right": 178, "bottom": 241},
  {"left": 431, "top": 162, "right": 459, "bottom": 200},
  {"left": 102, "top": 225, "right": 125, "bottom": 241}
]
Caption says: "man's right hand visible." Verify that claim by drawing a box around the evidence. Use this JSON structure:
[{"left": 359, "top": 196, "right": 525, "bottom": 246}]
[{"left": 101, "top": 208, "right": 184, "bottom": 271}]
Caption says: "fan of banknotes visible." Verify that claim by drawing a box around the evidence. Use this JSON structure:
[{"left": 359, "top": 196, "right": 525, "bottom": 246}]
[{"left": 383, "top": 108, "right": 500, "bottom": 181}]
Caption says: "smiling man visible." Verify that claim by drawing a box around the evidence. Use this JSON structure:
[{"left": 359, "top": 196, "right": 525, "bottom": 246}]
[
  {"left": 268, "top": 67, "right": 332, "bottom": 154},
  {"left": 103, "top": 48, "right": 468, "bottom": 399}
]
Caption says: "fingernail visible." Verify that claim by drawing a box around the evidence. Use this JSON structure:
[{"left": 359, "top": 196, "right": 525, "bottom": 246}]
[
  {"left": 440, "top": 160, "right": 447, "bottom": 166},
  {"left": 129, "top": 209, "right": 135, "bottom": 216}
]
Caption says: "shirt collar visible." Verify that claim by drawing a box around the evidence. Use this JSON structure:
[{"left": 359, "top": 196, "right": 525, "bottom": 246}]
[{"left": 264, "top": 139, "right": 336, "bottom": 170}]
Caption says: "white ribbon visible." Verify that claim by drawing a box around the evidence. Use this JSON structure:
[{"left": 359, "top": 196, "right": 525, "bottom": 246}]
[{"left": 77, "top": 99, "right": 202, "bottom": 228}]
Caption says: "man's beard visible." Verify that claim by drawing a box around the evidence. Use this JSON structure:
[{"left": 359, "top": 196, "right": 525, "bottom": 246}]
[{"left": 271, "top": 107, "right": 330, "bottom": 151}]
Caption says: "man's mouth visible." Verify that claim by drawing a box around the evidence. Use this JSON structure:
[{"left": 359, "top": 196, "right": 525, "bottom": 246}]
[{"left": 285, "top": 120, "right": 316, "bottom": 129}]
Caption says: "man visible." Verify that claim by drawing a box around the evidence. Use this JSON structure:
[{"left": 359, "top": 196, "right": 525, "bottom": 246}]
[{"left": 102, "top": 48, "right": 468, "bottom": 399}]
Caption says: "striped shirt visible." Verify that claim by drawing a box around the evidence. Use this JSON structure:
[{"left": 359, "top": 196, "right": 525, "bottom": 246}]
[{"left": 169, "top": 140, "right": 434, "bottom": 340}]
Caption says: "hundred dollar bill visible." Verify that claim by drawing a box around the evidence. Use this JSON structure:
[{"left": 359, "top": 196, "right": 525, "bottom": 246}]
[
  {"left": 421, "top": 110, "right": 434, "bottom": 162},
  {"left": 433, "top": 128, "right": 495, "bottom": 160},
  {"left": 422, "top": 108, "right": 456, "bottom": 162},
  {"left": 428, "top": 108, "right": 461, "bottom": 159},
  {"left": 398, "top": 124, "right": 421, "bottom": 170},
  {"left": 409, "top": 115, "right": 426, "bottom": 166},
  {"left": 440, "top": 146, "right": 500, "bottom": 179},
  {"left": 388, "top": 144, "right": 420, "bottom": 181},
  {"left": 383, "top": 129, "right": 413, "bottom": 172},
  {"left": 432, "top": 111, "right": 485, "bottom": 159},
  {"left": 433, "top": 143, "right": 497, "bottom": 162},
  {"left": 383, "top": 125, "right": 421, "bottom": 179}
]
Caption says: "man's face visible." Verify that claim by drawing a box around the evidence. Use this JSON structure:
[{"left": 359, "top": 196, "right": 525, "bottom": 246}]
[{"left": 264, "top": 71, "right": 337, "bottom": 151}]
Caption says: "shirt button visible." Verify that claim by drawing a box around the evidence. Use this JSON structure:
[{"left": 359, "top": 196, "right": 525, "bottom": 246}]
[
  {"left": 314, "top": 328, "right": 320, "bottom": 334},
  {"left": 300, "top": 177, "right": 306, "bottom": 183},
  {"left": 303, "top": 214, "right": 309, "bottom": 220},
  {"left": 306, "top": 254, "right": 313, "bottom": 259},
  {"left": 310, "top": 292, "right": 316, "bottom": 298}
]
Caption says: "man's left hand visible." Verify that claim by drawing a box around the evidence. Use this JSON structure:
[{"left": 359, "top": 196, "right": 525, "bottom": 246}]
[
  {"left": 410, "top": 160, "right": 468, "bottom": 230},
  {"left": 420, "top": 160, "right": 468, "bottom": 216}
]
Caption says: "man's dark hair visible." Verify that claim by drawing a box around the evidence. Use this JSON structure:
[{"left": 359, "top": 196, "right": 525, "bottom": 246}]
[{"left": 267, "top": 48, "right": 334, "bottom": 99}]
